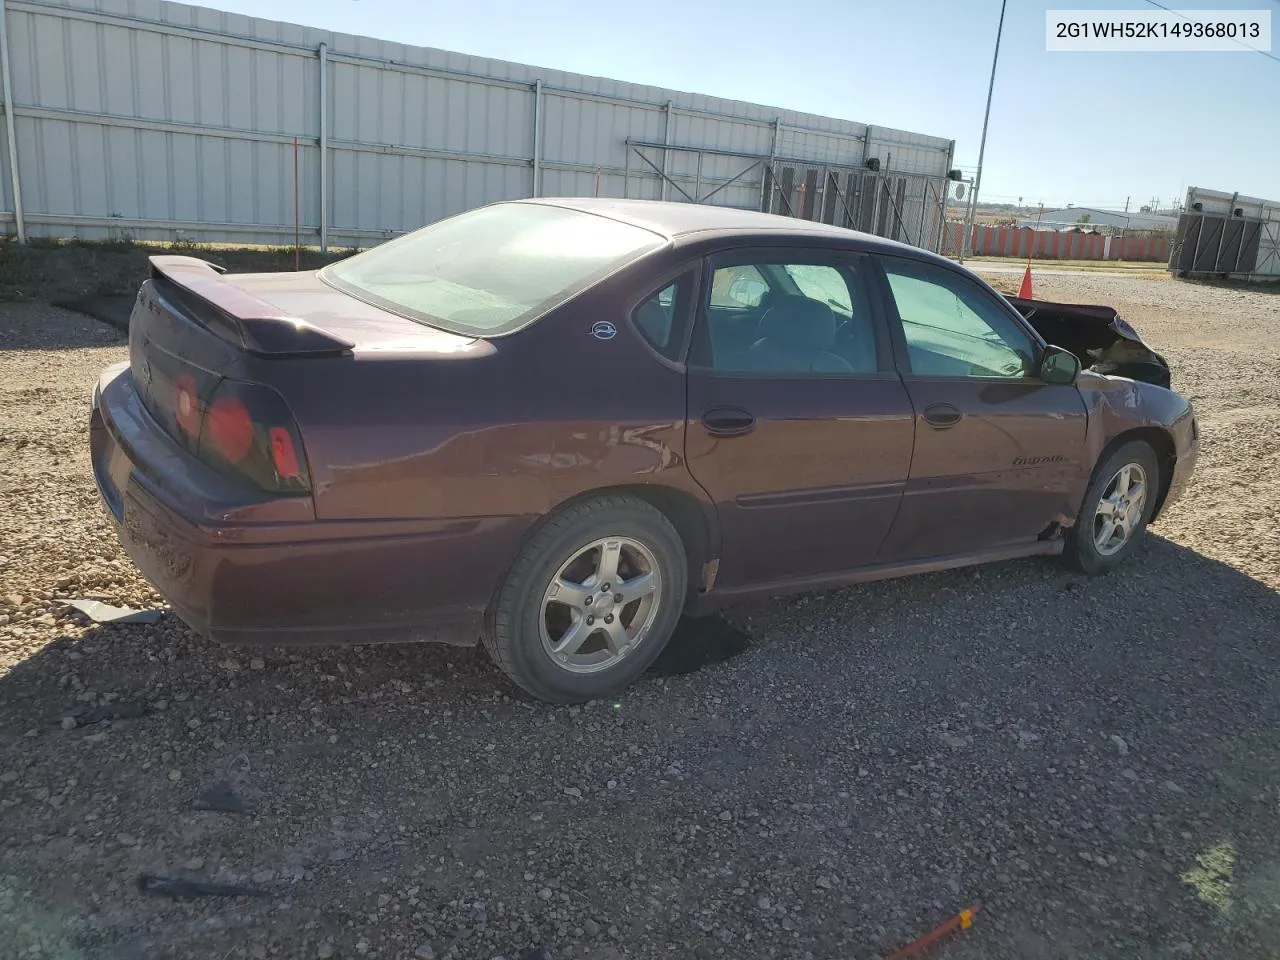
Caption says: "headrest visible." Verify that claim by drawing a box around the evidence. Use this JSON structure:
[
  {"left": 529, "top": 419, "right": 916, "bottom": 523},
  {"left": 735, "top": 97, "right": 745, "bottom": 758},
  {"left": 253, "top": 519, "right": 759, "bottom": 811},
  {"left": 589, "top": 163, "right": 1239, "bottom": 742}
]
[{"left": 757, "top": 298, "right": 837, "bottom": 351}]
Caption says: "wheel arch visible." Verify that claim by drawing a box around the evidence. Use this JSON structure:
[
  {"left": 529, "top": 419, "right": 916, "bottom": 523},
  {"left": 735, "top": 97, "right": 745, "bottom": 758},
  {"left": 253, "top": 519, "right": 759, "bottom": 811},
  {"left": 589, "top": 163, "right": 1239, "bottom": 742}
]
[
  {"left": 490, "top": 483, "right": 714, "bottom": 612},
  {"left": 553, "top": 483, "right": 718, "bottom": 607},
  {"left": 1093, "top": 426, "right": 1177, "bottom": 522}
]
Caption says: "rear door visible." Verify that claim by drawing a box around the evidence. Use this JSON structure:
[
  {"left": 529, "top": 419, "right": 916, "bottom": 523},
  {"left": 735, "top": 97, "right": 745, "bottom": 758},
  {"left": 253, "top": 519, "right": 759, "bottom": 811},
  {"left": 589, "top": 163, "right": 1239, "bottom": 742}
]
[
  {"left": 871, "top": 255, "right": 1088, "bottom": 561},
  {"left": 683, "top": 248, "right": 915, "bottom": 589}
]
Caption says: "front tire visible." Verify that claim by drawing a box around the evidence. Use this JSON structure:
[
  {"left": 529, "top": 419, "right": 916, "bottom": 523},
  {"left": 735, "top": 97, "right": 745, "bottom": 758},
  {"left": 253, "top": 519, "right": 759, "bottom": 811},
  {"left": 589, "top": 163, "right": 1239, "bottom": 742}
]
[
  {"left": 484, "top": 495, "right": 687, "bottom": 703},
  {"left": 1064, "top": 440, "right": 1160, "bottom": 575}
]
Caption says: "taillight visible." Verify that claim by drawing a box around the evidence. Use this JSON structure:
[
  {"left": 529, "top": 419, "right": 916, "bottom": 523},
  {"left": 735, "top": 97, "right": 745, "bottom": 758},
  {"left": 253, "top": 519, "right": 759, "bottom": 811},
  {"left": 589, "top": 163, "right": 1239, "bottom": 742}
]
[
  {"left": 207, "top": 395, "right": 254, "bottom": 463},
  {"left": 174, "top": 373, "right": 201, "bottom": 436},
  {"left": 196, "top": 380, "right": 311, "bottom": 494},
  {"left": 269, "top": 427, "right": 301, "bottom": 478}
]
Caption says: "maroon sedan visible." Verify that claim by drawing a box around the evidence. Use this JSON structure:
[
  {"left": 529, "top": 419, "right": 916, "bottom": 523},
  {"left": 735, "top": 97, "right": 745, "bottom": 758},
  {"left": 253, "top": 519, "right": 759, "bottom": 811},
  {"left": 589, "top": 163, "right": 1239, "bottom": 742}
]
[{"left": 90, "top": 199, "right": 1197, "bottom": 702}]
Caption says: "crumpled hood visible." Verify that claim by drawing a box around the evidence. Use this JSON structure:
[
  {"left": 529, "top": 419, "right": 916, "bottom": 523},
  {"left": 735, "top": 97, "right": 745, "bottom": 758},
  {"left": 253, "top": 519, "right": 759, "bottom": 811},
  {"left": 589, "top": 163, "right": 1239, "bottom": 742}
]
[{"left": 1006, "top": 294, "right": 1172, "bottom": 388}]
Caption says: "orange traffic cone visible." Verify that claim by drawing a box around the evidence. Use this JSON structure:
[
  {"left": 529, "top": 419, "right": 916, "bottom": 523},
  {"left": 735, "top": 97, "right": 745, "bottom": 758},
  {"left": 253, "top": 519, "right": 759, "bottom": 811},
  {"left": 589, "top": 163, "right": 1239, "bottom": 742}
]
[{"left": 1017, "top": 266, "right": 1033, "bottom": 300}]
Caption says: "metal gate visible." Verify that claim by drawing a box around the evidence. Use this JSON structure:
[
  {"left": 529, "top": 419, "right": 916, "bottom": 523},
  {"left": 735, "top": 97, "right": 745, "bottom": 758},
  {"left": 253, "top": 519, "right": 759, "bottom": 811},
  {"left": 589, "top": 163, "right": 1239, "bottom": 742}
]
[
  {"left": 625, "top": 139, "right": 950, "bottom": 254},
  {"left": 1170, "top": 213, "right": 1264, "bottom": 275},
  {"left": 760, "top": 163, "right": 946, "bottom": 250},
  {"left": 1256, "top": 221, "right": 1280, "bottom": 276}
]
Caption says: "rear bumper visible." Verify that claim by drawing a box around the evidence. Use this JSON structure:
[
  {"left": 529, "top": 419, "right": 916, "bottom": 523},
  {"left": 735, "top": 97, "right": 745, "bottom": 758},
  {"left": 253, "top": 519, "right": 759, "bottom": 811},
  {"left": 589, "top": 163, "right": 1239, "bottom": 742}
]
[{"left": 90, "top": 363, "right": 527, "bottom": 646}]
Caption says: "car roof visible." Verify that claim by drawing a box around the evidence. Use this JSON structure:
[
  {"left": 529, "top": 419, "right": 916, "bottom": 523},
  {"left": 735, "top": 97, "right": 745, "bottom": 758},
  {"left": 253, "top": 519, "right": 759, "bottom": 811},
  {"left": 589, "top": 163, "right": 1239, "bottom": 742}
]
[{"left": 516, "top": 197, "right": 949, "bottom": 264}]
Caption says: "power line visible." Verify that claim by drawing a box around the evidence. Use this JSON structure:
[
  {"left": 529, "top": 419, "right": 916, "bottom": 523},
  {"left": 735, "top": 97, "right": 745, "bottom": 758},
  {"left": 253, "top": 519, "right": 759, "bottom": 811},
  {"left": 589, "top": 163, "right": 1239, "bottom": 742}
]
[{"left": 1139, "top": 0, "right": 1280, "bottom": 64}]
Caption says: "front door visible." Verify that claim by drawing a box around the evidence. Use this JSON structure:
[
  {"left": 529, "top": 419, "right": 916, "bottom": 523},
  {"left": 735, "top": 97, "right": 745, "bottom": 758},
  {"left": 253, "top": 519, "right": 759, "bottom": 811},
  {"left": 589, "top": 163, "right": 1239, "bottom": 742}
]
[
  {"left": 871, "top": 255, "right": 1089, "bottom": 562},
  {"left": 684, "top": 249, "right": 915, "bottom": 589}
]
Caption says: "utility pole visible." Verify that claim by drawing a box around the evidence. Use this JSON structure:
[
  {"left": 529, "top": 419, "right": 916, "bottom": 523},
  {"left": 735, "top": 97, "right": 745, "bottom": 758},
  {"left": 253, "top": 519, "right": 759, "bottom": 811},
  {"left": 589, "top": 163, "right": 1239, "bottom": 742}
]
[
  {"left": 960, "top": 0, "right": 1008, "bottom": 262},
  {"left": 1124, "top": 196, "right": 1130, "bottom": 213}
]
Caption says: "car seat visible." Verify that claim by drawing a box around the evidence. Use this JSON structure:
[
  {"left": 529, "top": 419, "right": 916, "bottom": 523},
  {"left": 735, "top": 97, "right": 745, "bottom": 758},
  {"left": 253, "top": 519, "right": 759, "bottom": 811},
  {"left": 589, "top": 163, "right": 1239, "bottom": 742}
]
[
  {"left": 832, "top": 317, "right": 877, "bottom": 372},
  {"left": 739, "top": 298, "right": 855, "bottom": 373}
]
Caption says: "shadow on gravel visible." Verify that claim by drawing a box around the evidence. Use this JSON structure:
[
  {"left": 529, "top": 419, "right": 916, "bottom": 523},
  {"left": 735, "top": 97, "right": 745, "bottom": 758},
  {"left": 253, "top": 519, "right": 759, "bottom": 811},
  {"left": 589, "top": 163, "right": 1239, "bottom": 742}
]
[
  {"left": 649, "top": 616, "right": 751, "bottom": 677},
  {"left": 1178, "top": 276, "right": 1280, "bottom": 297},
  {"left": 2, "top": 534, "right": 1280, "bottom": 959},
  {"left": 0, "top": 303, "right": 126, "bottom": 351},
  {"left": 53, "top": 296, "right": 134, "bottom": 334}
]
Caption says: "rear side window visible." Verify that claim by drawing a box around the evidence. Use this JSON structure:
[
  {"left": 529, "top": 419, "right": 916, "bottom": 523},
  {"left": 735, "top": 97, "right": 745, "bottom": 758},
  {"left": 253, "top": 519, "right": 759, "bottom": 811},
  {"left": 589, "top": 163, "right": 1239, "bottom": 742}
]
[
  {"left": 632, "top": 272, "right": 694, "bottom": 361},
  {"left": 321, "top": 203, "right": 665, "bottom": 337},
  {"left": 694, "top": 257, "right": 879, "bottom": 374}
]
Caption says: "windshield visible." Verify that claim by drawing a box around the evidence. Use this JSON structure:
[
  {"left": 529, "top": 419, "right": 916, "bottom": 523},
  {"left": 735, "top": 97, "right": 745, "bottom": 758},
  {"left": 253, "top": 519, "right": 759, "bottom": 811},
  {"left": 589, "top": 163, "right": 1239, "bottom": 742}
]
[{"left": 320, "top": 203, "right": 665, "bottom": 336}]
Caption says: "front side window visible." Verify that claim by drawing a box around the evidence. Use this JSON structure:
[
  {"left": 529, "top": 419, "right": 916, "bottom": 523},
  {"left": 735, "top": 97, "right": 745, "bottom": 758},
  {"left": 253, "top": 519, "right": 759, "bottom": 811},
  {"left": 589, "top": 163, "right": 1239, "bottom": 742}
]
[
  {"left": 879, "top": 258, "right": 1035, "bottom": 378},
  {"left": 781, "top": 263, "right": 852, "bottom": 317},
  {"left": 321, "top": 203, "right": 665, "bottom": 336},
  {"left": 709, "top": 264, "right": 769, "bottom": 308},
  {"left": 697, "top": 259, "right": 878, "bottom": 374}
]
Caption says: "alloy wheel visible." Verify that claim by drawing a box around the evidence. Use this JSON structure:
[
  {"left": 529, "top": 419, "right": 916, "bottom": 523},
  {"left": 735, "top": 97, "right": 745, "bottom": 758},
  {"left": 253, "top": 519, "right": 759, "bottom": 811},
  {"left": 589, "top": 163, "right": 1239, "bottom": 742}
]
[
  {"left": 539, "top": 536, "right": 663, "bottom": 674},
  {"left": 1093, "top": 461, "right": 1148, "bottom": 556}
]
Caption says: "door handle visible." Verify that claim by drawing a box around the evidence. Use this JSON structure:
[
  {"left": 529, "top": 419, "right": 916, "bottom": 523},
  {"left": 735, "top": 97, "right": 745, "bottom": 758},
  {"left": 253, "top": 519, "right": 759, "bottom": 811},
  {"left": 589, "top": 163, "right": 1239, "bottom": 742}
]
[
  {"left": 922, "top": 402, "right": 963, "bottom": 429},
  {"left": 701, "top": 406, "right": 756, "bottom": 438}
]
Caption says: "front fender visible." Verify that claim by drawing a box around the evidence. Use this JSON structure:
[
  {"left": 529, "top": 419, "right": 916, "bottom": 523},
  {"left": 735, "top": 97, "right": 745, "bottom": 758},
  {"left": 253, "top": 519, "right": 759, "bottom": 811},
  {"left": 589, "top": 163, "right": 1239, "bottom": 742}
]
[{"left": 1078, "top": 372, "right": 1197, "bottom": 517}]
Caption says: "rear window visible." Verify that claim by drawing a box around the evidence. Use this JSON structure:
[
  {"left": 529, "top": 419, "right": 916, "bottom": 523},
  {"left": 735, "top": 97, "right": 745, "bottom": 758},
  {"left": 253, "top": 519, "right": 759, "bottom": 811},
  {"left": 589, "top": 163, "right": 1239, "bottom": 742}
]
[{"left": 320, "top": 203, "right": 665, "bottom": 336}]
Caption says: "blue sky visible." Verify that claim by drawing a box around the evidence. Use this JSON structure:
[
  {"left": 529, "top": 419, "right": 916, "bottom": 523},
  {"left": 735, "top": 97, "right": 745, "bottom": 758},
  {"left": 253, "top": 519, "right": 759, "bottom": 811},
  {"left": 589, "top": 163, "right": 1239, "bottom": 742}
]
[{"left": 200, "top": 0, "right": 1278, "bottom": 211}]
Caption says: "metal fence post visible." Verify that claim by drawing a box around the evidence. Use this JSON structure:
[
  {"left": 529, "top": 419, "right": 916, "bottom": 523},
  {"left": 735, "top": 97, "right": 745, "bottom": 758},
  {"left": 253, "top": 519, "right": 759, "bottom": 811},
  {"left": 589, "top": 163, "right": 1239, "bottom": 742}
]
[
  {"left": 0, "top": 0, "right": 25, "bottom": 243},
  {"left": 758, "top": 117, "right": 779, "bottom": 213},
  {"left": 318, "top": 41, "right": 328, "bottom": 252},
  {"left": 531, "top": 79, "right": 543, "bottom": 197},
  {"left": 959, "top": 181, "right": 977, "bottom": 261},
  {"left": 661, "top": 100, "right": 673, "bottom": 201},
  {"left": 1213, "top": 191, "right": 1237, "bottom": 270},
  {"left": 935, "top": 139, "right": 954, "bottom": 254}
]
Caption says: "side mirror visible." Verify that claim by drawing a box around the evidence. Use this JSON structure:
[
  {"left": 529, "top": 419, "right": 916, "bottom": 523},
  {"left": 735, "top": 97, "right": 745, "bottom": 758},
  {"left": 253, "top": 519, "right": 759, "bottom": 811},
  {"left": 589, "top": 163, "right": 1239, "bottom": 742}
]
[
  {"left": 1039, "top": 345, "right": 1081, "bottom": 385},
  {"left": 727, "top": 276, "right": 767, "bottom": 308}
]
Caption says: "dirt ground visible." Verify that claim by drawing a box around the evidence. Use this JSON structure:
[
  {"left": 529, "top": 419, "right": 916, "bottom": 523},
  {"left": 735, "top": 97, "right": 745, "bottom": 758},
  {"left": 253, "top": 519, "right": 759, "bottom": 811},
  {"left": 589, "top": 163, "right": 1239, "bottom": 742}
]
[
  {"left": 0, "top": 239, "right": 349, "bottom": 304},
  {"left": 2, "top": 268, "right": 1280, "bottom": 960}
]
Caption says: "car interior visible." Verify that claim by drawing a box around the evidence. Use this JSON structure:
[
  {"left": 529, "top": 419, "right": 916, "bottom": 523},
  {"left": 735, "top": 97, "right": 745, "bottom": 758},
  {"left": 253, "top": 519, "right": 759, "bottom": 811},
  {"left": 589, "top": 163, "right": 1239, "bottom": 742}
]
[
  {"left": 696, "top": 262, "right": 880, "bottom": 374},
  {"left": 632, "top": 258, "right": 1045, "bottom": 382}
]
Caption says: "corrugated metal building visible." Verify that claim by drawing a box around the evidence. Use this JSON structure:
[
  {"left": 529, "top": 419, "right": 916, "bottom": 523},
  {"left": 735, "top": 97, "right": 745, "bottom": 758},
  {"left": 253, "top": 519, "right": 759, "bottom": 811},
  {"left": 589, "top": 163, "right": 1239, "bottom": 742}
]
[
  {"left": 1016, "top": 207, "right": 1177, "bottom": 232},
  {"left": 0, "top": 0, "right": 956, "bottom": 249},
  {"left": 1169, "top": 186, "right": 1280, "bottom": 280}
]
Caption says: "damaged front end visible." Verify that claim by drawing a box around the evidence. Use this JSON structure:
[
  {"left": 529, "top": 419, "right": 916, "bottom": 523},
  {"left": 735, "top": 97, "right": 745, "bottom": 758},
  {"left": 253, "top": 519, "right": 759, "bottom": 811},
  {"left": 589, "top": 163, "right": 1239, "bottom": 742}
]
[{"left": 1006, "top": 295, "right": 1172, "bottom": 388}]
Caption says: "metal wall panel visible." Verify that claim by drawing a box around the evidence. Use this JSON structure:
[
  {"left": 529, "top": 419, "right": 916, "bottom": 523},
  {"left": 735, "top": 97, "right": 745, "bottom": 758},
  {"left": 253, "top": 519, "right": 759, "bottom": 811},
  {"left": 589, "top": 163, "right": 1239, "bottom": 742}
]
[{"left": 0, "top": 0, "right": 953, "bottom": 248}]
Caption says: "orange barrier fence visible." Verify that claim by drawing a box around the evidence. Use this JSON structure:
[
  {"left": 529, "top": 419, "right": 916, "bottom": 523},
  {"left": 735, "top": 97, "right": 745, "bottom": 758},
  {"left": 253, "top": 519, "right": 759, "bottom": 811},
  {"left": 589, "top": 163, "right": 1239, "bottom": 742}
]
[{"left": 943, "top": 224, "right": 1170, "bottom": 262}]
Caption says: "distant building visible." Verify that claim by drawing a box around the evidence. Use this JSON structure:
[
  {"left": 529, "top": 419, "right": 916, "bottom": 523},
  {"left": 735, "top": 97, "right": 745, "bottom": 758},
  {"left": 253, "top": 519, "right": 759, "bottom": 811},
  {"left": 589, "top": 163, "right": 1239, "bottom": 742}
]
[{"left": 1017, "top": 207, "right": 1178, "bottom": 233}]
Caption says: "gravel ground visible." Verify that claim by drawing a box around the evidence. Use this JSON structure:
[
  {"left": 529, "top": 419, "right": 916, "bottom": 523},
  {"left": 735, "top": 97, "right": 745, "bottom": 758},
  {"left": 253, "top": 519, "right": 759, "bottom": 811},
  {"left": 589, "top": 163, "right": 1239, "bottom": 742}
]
[{"left": 2, "top": 274, "right": 1279, "bottom": 960}]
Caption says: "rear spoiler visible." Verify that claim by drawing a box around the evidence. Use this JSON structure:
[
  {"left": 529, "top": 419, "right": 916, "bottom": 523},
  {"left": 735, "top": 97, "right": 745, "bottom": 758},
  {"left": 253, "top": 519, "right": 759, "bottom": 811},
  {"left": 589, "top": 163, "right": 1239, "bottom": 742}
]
[{"left": 148, "top": 256, "right": 354, "bottom": 357}]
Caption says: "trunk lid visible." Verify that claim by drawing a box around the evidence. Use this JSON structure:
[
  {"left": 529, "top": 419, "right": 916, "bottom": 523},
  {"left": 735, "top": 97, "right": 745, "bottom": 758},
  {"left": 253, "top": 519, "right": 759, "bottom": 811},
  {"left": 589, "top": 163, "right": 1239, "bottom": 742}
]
[
  {"left": 128, "top": 256, "right": 484, "bottom": 451},
  {"left": 218, "top": 268, "right": 484, "bottom": 355}
]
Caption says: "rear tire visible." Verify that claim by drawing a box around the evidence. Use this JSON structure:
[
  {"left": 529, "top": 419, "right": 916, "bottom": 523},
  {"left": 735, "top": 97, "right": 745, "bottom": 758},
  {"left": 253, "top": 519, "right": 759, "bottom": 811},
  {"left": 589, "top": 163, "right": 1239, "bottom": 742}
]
[
  {"left": 1064, "top": 440, "right": 1160, "bottom": 575},
  {"left": 484, "top": 495, "right": 687, "bottom": 703}
]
